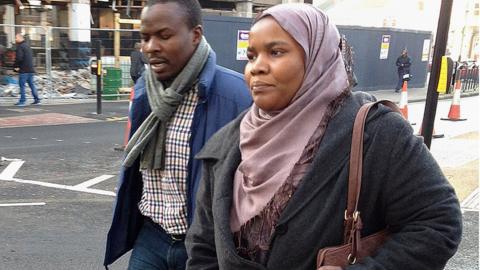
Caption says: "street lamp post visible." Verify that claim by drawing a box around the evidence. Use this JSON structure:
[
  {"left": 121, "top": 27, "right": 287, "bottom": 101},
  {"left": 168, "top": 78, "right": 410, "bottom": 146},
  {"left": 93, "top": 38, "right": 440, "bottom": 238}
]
[{"left": 421, "top": 0, "right": 454, "bottom": 149}]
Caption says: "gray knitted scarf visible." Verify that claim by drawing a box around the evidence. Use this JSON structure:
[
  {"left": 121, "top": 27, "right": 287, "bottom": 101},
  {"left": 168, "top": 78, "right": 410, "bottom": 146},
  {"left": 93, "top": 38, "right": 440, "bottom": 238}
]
[{"left": 123, "top": 37, "right": 211, "bottom": 169}]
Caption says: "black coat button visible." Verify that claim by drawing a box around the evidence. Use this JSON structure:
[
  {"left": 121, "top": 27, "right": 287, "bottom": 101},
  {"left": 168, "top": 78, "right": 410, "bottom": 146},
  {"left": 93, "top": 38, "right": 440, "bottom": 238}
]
[{"left": 275, "top": 224, "right": 288, "bottom": 235}]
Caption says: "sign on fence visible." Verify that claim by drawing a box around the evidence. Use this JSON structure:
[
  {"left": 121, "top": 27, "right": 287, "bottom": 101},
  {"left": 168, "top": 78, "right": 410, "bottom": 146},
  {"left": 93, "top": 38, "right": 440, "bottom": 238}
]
[
  {"left": 422, "top": 39, "right": 431, "bottom": 61},
  {"left": 379, "top": 35, "right": 390, "bottom": 60},
  {"left": 236, "top": 30, "right": 249, "bottom": 61}
]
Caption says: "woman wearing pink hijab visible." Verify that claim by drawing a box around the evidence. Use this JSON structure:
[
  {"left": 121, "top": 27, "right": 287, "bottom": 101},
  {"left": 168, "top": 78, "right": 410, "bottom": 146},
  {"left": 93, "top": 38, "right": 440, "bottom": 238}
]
[{"left": 186, "top": 3, "right": 461, "bottom": 270}]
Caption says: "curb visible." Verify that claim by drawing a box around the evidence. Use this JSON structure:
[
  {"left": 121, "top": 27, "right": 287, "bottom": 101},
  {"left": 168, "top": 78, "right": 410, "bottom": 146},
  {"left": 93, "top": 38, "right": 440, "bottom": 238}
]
[
  {"left": 0, "top": 97, "right": 129, "bottom": 107},
  {"left": 408, "top": 91, "right": 478, "bottom": 104}
]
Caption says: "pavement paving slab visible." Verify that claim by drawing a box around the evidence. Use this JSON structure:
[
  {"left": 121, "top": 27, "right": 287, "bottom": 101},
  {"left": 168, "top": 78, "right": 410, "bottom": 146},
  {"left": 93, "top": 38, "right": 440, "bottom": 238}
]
[
  {"left": 0, "top": 113, "right": 100, "bottom": 128},
  {"left": 461, "top": 188, "right": 479, "bottom": 211}
]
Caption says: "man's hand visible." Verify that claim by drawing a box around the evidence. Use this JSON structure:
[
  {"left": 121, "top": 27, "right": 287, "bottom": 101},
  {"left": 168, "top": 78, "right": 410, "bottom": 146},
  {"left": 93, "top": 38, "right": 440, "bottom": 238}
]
[
  {"left": 13, "top": 67, "right": 19, "bottom": 72},
  {"left": 318, "top": 267, "right": 343, "bottom": 270}
]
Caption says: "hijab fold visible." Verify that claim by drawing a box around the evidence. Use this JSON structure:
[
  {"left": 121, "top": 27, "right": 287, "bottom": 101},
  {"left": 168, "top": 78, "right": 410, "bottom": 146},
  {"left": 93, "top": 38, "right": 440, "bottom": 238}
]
[{"left": 230, "top": 4, "right": 350, "bottom": 232}]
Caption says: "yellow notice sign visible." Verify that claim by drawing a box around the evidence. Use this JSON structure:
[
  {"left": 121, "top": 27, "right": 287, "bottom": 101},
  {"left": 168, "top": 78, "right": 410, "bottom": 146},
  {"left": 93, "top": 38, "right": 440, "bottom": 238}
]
[
  {"left": 437, "top": 56, "right": 448, "bottom": 93},
  {"left": 97, "top": 60, "right": 102, "bottom": 76}
]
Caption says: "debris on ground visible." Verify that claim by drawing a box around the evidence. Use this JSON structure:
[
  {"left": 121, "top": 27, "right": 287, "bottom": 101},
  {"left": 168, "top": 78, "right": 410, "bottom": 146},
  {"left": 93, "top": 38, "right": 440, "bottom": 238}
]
[{"left": 0, "top": 68, "right": 94, "bottom": 98}]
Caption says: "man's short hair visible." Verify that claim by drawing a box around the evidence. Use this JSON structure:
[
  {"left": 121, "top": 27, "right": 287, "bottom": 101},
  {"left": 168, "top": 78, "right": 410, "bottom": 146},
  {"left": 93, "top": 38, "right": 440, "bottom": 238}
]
[{"left": 146, "top": 0, "right": 202, "bottom": 29}]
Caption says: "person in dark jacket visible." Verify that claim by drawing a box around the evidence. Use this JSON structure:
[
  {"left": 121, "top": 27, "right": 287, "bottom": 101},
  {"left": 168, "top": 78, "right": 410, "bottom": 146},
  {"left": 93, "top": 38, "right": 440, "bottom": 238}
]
[
  {"left": 395, "top": 48, "right": 412, "bottom": 92},
  {"left": 14, "top": 33, "right": 40, "bottom": 106},
  {"left": 186, "top": 4, "right": 462, "bottom": 270},
  {"left": 130, "top": 42, "right": 147, "bottom": 84},
  {"left": 103, "top": 0, "right": 252, "bottom": 269}
]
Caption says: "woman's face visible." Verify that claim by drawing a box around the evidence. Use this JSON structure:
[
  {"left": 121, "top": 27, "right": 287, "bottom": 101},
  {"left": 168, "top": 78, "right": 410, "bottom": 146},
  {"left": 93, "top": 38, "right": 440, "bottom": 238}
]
[{"left": 244, "top": 17, "right": 306, "bottom": 112}]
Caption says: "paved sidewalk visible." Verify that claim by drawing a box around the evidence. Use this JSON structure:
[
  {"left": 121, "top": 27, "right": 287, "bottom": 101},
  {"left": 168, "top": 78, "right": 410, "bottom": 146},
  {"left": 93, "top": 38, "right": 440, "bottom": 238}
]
[
  {"left": 367, "top": 86, "right": 479, "bottom": 104},
  {"left": 1, "top": 85, "right": 478, "bottom": 107},
  {"left": 0, "top": 95, "right": 99, "bottom": 106}
]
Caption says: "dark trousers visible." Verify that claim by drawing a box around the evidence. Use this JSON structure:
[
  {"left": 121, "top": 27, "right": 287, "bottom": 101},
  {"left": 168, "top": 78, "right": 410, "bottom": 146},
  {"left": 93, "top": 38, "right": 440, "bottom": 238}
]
[
  {"left": 396, "top": 72, "right": 405, "bottom": 90},
  {"left": 18, "top": 73, "right": 39, "bottom": 103},
  {"left": 128, "top": 218, "right": 187, "bottom": 270}
]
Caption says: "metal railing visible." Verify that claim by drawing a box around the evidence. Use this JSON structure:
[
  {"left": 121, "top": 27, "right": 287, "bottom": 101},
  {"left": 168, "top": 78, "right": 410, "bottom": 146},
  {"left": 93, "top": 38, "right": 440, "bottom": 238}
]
[{"left": 455, "top": 64, "right": 479, "bottom": 93}]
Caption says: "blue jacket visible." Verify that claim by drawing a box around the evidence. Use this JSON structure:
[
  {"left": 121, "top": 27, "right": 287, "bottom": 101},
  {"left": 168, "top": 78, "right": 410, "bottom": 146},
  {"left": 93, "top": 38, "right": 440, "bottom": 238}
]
[{"left": 104, "top": 51, "right": 252, "bottom": 267}]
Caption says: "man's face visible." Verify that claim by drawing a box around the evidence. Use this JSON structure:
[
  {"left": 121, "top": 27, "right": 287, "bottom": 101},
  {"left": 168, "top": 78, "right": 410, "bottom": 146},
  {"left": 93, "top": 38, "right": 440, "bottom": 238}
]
[
  {"left": 15, "top": 34, "right": 23, "bottom": 44},
  {"left": 140, "top": 2, "right": 202, "bottom": 81}
]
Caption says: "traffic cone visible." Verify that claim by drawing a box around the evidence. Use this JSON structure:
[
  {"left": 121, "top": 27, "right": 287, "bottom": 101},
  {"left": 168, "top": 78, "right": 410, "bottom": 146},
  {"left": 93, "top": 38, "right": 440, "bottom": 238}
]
[
  {"left": 399, "top": 81, "right": 408, "bottom": 119},
  {"left": 441, "top": 79, "right": 467, "bottom": 121},
  {"left": 398, "top": 81, "right": 415, "bottom": 125},
  {"left": 114, "top": 87, "right": 134, "bottom": 151},
  {"left": 417, "top": 123, "right": 444, "bottom": 139}
]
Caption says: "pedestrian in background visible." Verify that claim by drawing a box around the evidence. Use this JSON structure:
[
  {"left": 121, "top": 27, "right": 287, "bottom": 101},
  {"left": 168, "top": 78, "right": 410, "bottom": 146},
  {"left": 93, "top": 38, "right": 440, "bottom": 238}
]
[
  {"left": 103, "top": 0, "right": 252, "bottom": 269},
  {"left": 395, "top": 48, "right": 411, "bottom": 92},
  {"left": 14, "top": 33, "right": 40, "bottom": 106},
  {"left": 186, "top": 4, "right": 461, "bottom": 270},
  {"left": 130, "top": 42, "right": 147, "bottom": 84}
]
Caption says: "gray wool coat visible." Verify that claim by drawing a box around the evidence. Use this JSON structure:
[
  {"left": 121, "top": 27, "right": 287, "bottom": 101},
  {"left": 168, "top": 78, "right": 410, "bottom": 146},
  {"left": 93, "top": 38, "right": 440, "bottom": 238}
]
[{"left": 185, "top": 92, "right": 462, "bottom": 270}]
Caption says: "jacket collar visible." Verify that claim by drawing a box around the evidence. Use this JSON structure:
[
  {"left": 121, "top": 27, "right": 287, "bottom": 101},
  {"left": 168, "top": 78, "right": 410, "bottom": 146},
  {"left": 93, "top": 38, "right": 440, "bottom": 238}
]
[{"left": 197, "top": 50, "right": 217, "bottom": 100}]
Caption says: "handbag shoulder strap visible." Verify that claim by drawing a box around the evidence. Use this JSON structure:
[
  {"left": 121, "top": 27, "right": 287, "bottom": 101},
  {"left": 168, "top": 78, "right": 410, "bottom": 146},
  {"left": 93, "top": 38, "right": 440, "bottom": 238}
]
[{"left": 344, "top": 100, "right": 400, "bottom": 241}]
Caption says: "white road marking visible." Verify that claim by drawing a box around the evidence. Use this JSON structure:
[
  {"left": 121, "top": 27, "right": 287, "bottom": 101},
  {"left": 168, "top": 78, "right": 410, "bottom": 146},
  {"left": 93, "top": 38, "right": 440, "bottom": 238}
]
[
  {"left": 9, "top": 177, "right": 116, "bottom": 196},
  {"left": 0, "top": 202, "right": 46, "bottom": 207},
  {"left": 1, "top": 157, "right": 22, "bottom": 162},
  {"left": 0, "top": 159, "right": 116, "bottom": 197},
  {"left": 8, "top": 108, "right": 43, "bottom": 113},
  {"left": 0, "top": 159, "right": 24, "bottom": 180},
  {"left": 74, "top": 175, "right": 114, "bottom": 189}
]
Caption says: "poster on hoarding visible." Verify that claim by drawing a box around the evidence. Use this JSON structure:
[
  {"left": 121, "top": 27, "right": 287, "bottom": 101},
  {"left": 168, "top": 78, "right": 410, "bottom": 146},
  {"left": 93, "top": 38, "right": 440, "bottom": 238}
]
[
  {"left": 236, "top": 30, "right": 249, "bottom": 61},
  {"left": 437, "top": 56, "right": 448, "bottom": 94},
  {"left": 422, "top": 39, "right": 431, "bottom": 61},
  {"left": 379, "top": 35, "right": 390, "bottom": 60}
]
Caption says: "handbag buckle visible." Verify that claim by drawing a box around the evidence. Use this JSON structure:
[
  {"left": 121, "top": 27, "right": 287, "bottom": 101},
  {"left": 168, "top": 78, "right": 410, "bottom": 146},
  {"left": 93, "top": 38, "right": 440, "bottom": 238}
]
[
  {"left": 344, "top": 210, "right": 360, "bottom": 222},
  {"left": 353, "top": 211, "right": 360, "bottom": 222},
  {"left": 348, "top": 254, "right": 357, "bottom": 264}
]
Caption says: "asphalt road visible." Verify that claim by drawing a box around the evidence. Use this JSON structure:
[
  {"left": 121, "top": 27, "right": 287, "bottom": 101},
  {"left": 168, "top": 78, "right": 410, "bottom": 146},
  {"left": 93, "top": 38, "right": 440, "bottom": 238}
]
[
  {"left": 0, "top": 102, "right": 130, "bottom": 270},
  {"left": 0, "top": 100, "right": 478, "bottom": 270}
]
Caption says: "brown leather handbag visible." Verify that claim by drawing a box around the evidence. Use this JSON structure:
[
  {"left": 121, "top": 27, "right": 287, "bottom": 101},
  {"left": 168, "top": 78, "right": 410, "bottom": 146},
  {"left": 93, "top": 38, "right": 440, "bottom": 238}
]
[{"left": 316, "top": 100, "right": 401, "bottom": 268}]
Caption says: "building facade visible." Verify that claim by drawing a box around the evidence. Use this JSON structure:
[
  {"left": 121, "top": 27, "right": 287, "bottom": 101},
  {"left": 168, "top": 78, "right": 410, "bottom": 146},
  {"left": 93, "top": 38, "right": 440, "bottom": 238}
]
[{"left": 313, "top": 0, "right": 479, "bottom": 61}]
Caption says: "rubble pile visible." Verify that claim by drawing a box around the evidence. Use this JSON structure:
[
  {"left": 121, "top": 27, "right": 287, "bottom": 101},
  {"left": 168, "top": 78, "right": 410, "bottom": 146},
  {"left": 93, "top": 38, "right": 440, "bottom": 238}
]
[
  {"left": 0, "top": 68, "right": 94, "bottom": 98},
  {"left": 37, "top": 69, "right": 93, "bottom": 96}
]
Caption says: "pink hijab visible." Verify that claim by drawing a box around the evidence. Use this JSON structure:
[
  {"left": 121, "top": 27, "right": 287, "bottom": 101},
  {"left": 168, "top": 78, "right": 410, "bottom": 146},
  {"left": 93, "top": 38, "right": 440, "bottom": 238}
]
[{"left": 230, "top": 4, "right": 350, "bottom": 232}]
